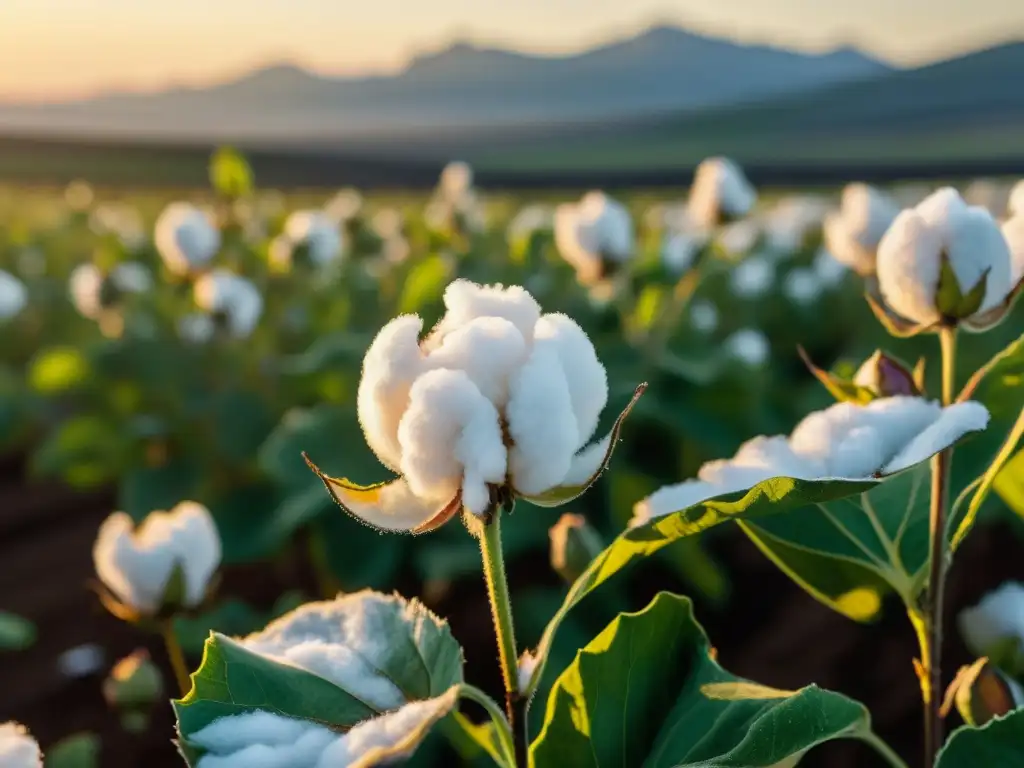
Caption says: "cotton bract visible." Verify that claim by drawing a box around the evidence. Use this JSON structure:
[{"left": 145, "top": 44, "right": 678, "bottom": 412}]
[
  {"left": 0, "top": 723, "right": 42, "bottom": 768},
  {"left": 688, "top": 157, "right": 756, "bottom": 229},
  {"left": 154, "top": 202, "right": 220, "bottom": 277},
  {"left": 822, "top": 183, "right": 899, "bottom": 276},
  {"left": 554, "top": 191, "right": 634, "bottom": 285},
  {"left": 632, "top": 395, "right": 989, "bottom": 526},
  {"left": 308, "top": 279, "right": 639, "bottom": 534},
  {"left": 93, "top": 501, "right": 221, "bottom": 618},
  {"left": 876, "top": 187, "right": 1022, "bottom": 332},
  {"left": 0, "top": 270, "right": 27, "bottom": 320}
]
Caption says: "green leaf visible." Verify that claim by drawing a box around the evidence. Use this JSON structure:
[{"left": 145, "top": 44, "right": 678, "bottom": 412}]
[
  {"left": 530, "top": 592, "right": 885, "bottom": 767},
  {"left": 31, "top": 415, "right": 126, "bottom": 489},
  {"left": 0, "top": 610, "right": 36, "bottom": 651},
  {"left": 44, "top": 732, "right": 100, "bottom": 768},
  {"left": 210, "top": 390, "right": 275, "bottom": 464},
  {"left": 995, "top": 449, "right": 1024, "bottom": 517},
  {"left": 117, "top": 456, "right": 203, "bottom": 520},
  {"left": 525, "top": 475, "right": 877, "bottom": 714},
  {"left": 28, "top": 346, "right": 91, "bottom": 394},
  {"left": 399, "top": 254, "right": 453, "bottom": 315},
  {"left": 937, "top": 709, "right": 1024, "bottom": 766},
  {"left": 960, "top": 331, "right": 1024, "bottom": 420},
  {"left": 174, "top": 590, "right": 463, "bottom": 738},
  {"left": 209, "top": 146, "right": 253, "bottom": 198}
]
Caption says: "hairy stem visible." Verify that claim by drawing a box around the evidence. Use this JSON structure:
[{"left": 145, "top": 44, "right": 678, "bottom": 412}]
[
  {"left": 479, "top": 506, "right": 524, "bottom": 764},
  {"left": 161, "top": 617, "right": 191, "bottom": 697},
  {"left": 920, "top": 326, "right": 957, "bottom": 766}
]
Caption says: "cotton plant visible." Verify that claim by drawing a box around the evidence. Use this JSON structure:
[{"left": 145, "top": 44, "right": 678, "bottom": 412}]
[
  {"left": 155, "top": 202, "right": 222, "bottom": 279},
  {"left": 0, "top": 722, "right": 42, "bottom": 767},
  {"left": 762, "top": 195, "right": 829, "bottom": 255},
  {"left": 425, "top": 161, "right": 486, "bottom": 238},
  {"left": 822, "top": 182, "right": 900, "bottom": 276},
  {"left": 553, "top": 191, "right": 634, "bottom": 286},
  {"left": 687, "top": 156, "right": 757, "bottom": 229},
  {"left": 625, "top": 184, "right": 1024, "bottom": 766},
  {"left": 68, "top": 261, "right": 153, "bottom": 336},
  {"left": 93, "top": 501, "right": 222, "bottom": 695}
]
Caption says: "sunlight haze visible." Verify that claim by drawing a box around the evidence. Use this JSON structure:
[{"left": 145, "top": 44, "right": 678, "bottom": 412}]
[{"left": 1, "top": 0, "right": 1020, "bottom": 100}]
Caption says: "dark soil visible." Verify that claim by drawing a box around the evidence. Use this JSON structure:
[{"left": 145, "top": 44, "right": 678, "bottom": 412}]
[{"left": 2, "top": 448, "right": 1021, "bottom": 768}]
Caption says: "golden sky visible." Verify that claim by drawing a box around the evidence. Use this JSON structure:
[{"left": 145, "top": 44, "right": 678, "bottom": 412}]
[{"left": 1, "top": 0, "right": 1019, "bottom": 101}]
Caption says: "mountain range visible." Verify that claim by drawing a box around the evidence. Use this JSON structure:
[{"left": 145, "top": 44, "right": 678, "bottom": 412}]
[{"left": 0, "top": 25, "right": 891, "bottom": 141}]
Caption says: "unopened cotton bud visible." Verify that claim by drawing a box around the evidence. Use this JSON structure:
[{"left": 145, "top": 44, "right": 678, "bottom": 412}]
[
  {"left": 0, "top": 722, "right": 42, "bottom": 768},
  {"left": 853, "top": 351, "right": 921, "bottom": 398},
  {"left": 549, "top": 513, "right": 603, "bottom": 584},
  {"left": 103, "top": 649, "right": 164, "bottom": 733},
  {"left": 517, "top": 650, "right": 539, "bottom": 695}
]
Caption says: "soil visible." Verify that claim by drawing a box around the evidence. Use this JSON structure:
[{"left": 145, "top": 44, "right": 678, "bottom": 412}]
[{"left": 2, "top": 448, "right": 1021, "bottom": 768}]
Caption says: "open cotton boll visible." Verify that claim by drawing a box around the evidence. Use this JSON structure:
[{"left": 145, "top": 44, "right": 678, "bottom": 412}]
[
  {"left": 0, "top": 722, "right": 42, "bottom": 768},
  {"left": 689, "top": 299, "right": 719, "bottom": 333},
  {"left": 783, "top": 267, "right": 823, "bottom": 306},
  {"left": 876, "top": 187, "right": 1017, "bottom": 330},
  {"left": 763, "top": 196, "right": 828, "bottom": 255},
  {"left": 281, "top": 210, "right": 345, "bottom": 267},
  {"left": 324, "top": 187, "right": 364, "bottom": 223},
  {"left": 193, "top": 712, "right": 335, "bottom": 768},
  {"left": 0, "top": 269, "right": 27, "bottom": 320},
  {"left": 68, "top": 264, "right": 106, "bottom": 319},
  {"left": 507, "top": 204, "right": 553, "bottom": 242},
  {"left": 716, "top": 219, "right": 761, "bottom": 258},
  {"left": 155, "top": 202, "right": 220, "bottom": 277},
  {"left": 661, "top": 230, "right": 701, "bottom": 275},
  {"left": 963, "top": 178, "right": 1011, "bottom": 218},
  {"left": 554, "top": 192, "right": 634, "bottom": 284},
  {"left": 1001, "top": 214, "right": 1024, "bottom": 286},
  {"left": 958, "top": 583, "right": 1024, "bottom": 661},
  {"left": 725, "top": 328, "right": 770, "bottom": 367},
  {"left": 112, "top": 262, "right": 153, "bottom": 294},
  {"left": 371, "top": 208, "right": 404, "bottom": 241},
  {"left": 823, "top": 183, "right": 899, "bottom": 276},
  {"left": 92, "top": 502, "right": 221, "bottom": 616},
  {"left": 326, "top": 279, "right": 626, "bottom": 533},
  {"left": 438, "top": 161, "right": 473, "bottom": 200},
  {"left": 194, "top": 269, "right": 263, "bottom": 338},
  {"left": 729, "top": 254, "right": 774, "bottom": 298},
  {"left": 688, "top": 157, "right": 756, "bottom": 229},
  {"left": 632, "top": 395, "right": 989, "bottom": 527}
]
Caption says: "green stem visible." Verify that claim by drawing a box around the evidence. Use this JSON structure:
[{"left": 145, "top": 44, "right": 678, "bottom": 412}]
[
  {"left": 920, "top": 326, "right": 957, "bottom": 766},
  {"left": 479, "top": 506, "right": 523, "bottom": 761},
  {"left": 461, "top": 684, "right": 518, "bottom": 768},
  {"left": 863, "top": 732, "right": 911, "bottom": 768},
  {"left": 161, "top": 617, "right": 191, "bottom": 697}
]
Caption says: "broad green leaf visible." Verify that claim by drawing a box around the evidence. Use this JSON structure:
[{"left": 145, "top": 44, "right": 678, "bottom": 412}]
[
  {"left": 960, "top": 331, "right": 1024, "bottom": 420},
  {"left": 741, "top": 466, "right": 931, "bottom": 620},
  {"left": 525, "top": 474, "right": 877, "bottom": 722},
  {"left": 937, "top": 709, "right": 1024, "bottom": 766},
  {"left": 399, "top": 254, "right": 452, "bottom": 315},
  {"left": 995, "top": 449, "right": 1024, "bottom": 517},
  {"left": 174, "top": 590, "right": 463, "bottom": 738},
  {"left": 530, "top": 592, "right": 885, "bottom": 767}
]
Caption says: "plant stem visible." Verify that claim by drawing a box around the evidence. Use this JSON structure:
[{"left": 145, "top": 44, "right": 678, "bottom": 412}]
[
  {"left": 864, "top": 732, "right": 911, "bottom": 768},
  {"left": 920, "top": 326, "right": 957, "bottom": 766},
  {"left": 479, "top": 506, "right": 524, "bottom": 764},
  {"left": 461, "top": 684, "right": 518, "bottom": 768},
  {"left": 161, "top": 617, "right": 191, "bottom": 697}
]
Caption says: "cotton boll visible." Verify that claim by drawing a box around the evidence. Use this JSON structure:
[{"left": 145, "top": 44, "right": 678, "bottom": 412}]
[
  {"left": 439, "top": 161, "right": 473, "bottom": 200},
  {"left": 725, "top": 328, "right": 770, "bottom": 367},
  {"left": 963, "top": 178, "right": 1010, "bottom": 218},
  {"left": 507, "top": 204, "right": 553, "bottom": 242},
  {"left": 763, "top": 196, "right": 827, "bottom": 255},
  {"left": 554, "top": 192, "right": 634, "bottom": 283},
  {"left": 371, "top": 208, "right": 405, "bottom": 241},
  {"left": 423, "top": 317, "right": 529, "bottom": 407},
  {"left": 958, "top": 583, "right": 1024, "bottom": 661},
  {"left": 0, "top": 270, "right": 27, "bottom": 320},
  {"left": 0, "top": 722, "right": 42, "bottom": 768},
  {"left": 783, "top": 267, "right": 822, "bottom": 306},
  {"left": 877, "top": 187, "right": 1015, "bottom": 328},
  {"left": 155, "top": 202, "right": 220, "bottom": 276},
  {"left": 729, "top": 254, "right": 774, "bottom": 298},
  {"left": 634, "top": 395, "right": 989, "bottom": 523},
  {"left": 661, "top": 230, "right": 700, "bottom": 275},
  {"left": 92, "top": 502, "right": 221, "bottom": 616},
  {"left": 398, "top": 369, "right": 507, "bottom": 514},
  {"left": 1008, "top": 180, "right": 1024, "bottom": 218},
  {"left": 64, "top": 180, "right": 94, "bottom": 212},
  {"left": 69, "top": 263, "right": 106, "bottom": 319},
  {"left": 324, "top": 188, "right": 364, "bottom": 223},
  {"left": 194, "top": 269, "right": 263, "bottom": 338},
  {"left": 282, "top": 211, "right": 345, "bottom": 267},
  {"left": 823, "top": 183, "right": 900, "bottom": 276},
  {"left": 426, "top": 279, "right": 541, "bottom": 350},
  {"left": 717, "top": 220, "right": 761, "bottom": 258},
  {"left": 689, "top": 299, "right": 719, "bottom": 333},
  {"left": 688, "top": 157, "right": 756, "bottom": 229},
  {"left": 112, "top": 262, "right": 153, "bottom": 294},
  {"left": 1000, "top": 213, "right": 1024, "bottom": 286}
]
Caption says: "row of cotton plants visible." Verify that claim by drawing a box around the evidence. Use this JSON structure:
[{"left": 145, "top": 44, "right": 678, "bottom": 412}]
[{"left": 0, "top": 149, "right": 1023, "bottom": 767}]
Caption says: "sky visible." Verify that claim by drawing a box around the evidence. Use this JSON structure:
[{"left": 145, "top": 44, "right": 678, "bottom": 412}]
[{"left": 1, "top": 0, "right": 1020, "bottom": 101}]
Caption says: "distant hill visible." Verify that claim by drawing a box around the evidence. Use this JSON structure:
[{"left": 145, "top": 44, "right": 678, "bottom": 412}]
[
  {"left": 0, "top": 24, "right": 889, "bottom": 141},
  {"left": 458, "top": 40, "right": 1024, "bottom": 172}
]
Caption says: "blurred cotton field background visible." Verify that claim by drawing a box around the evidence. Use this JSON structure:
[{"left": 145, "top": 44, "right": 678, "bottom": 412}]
[{"left": 0, "top": 148, "right": 1022, "bottom": 765}]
